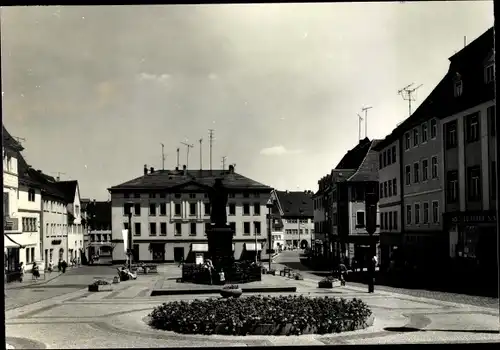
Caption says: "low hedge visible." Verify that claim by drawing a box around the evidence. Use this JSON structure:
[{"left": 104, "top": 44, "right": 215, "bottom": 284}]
[
  {"left": 182, "top": 261, "right": 261, "bottom": 284},
  {"left": 149, "top": 295, "right": 372, "bottom": 336}
]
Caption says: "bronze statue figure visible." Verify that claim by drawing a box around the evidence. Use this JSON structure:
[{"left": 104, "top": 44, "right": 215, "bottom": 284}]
[{"left": 208, "top": 178, "right": 228, "bottom": 227}]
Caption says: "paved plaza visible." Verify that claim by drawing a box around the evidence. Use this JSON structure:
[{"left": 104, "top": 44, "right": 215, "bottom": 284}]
[{"left": 5, "top": 264, "right": 500, "bottom": 348}]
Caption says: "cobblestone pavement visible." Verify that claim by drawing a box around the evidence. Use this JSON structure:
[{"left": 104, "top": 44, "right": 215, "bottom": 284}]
[
  {"left": 5, "top": 263, "right": 500, "bottom": 348},
  {"left": 274, "top": 251, "right": 500, "bottom": 309}
]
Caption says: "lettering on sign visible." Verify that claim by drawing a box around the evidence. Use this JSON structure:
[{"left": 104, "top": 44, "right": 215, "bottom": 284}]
[{"left": 450, "top": 214, "right": 497, "bottom": 224}]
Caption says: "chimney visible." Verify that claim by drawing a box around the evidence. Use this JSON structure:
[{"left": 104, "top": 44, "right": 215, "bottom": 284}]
[
  {"left": 143, "top": 164, "right": 148, "bottom": 176},
  {"left": 150, "top": 167, "right": 154, "bottom": 174},
  {"left": 228, "top": 164, "right": 235, "bottom": 174},
  {"left": 182, "top": 165, "right": 187, "bottom": 175}
]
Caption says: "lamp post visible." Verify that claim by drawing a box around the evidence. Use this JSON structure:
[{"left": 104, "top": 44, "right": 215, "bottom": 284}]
[
  {"left": 298, "top": 209, "right": 304, "bottom": 250},
  {"left": 266, "top": 199, "right": 274, "bottom": 271},
  {"left": 125, "top": 201, "right": 133, "bottom": 271},
  {"left": 365, "top": 184, "right": 378, "bottom": 293}
]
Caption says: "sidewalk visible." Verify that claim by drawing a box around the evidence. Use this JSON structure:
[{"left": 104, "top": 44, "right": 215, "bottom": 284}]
[{"left": 4, "top": 271, "right": 63, "bottom": 290}]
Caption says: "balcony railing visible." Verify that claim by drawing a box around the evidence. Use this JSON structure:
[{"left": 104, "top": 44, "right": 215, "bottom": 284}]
[{"left": 4, "top": 217, "right": 19, "bottom": 231}]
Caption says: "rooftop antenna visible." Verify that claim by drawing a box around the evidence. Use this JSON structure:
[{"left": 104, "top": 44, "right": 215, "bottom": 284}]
[
  {"left": 180, "top": 142, "right": 194, "bottom": 169},
  {"left": 160, "top": 143, "right": 165, "bottom": 170},
  {"left": 51, "top": 171, "right": 66, "bottom": 181},
  {"left": 398, "top": 83, "right": 423, "bottom": 118},
  {"left": 176, "top": 148, "right": 180, "bottom": 168},
  {"left": 199, "top": 138, "right": 203, "bottom": 170},
  {"left": 221, "top": 156, "right": 227, "bottom": 170},
  {"left": 361, "top": 106, "right": 373, "bottom": 139},
  {"left": 208, "top": 129, "right": 215, "bottom": 171},
  {"left": 356, "top": 113, "right": 364, "bottom": 141}
]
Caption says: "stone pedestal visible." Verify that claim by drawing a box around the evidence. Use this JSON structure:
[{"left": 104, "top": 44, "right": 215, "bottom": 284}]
[{"left": 206, "top": 224, "right": 234, "bottom": 270}]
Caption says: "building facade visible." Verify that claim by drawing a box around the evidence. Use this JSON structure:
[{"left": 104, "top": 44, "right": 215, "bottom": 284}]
[
  {"left": 84, "top": 200, "right": 113, "bottom": 259},
  {"left": 441, "top": 27, "right": 496, "bottom": 275},
  {"left": 4, "top": 126, "right": 25, "bottom": 280},
  {"left": 372, "top": 138, "right": 403, "bottom": 270},
  {"left": 270, "top": 190, "right": 314, "bottom": 250},
  {"left": 313, "top": 175, "right": 331, "bottom": 258},
  {"left": 108, "top": 165, "right": 272, "bottom": 264}
]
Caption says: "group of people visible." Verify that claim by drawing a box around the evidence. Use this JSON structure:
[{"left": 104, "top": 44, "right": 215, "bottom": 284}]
[
  {"left": 47, "top": 259, "right": 69, "bottom": 273},
  {"left": 16, "top": 261, "right": 40, "bottom": 282}
]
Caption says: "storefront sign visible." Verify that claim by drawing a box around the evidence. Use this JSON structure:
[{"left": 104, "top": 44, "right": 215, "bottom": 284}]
[{"left": 51, "top": 240, "right": 62, "bottom": 245}]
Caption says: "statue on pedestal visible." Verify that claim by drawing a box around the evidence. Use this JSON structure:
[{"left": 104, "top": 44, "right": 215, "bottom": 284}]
[{"left": 208, "top": 178, "right": 228, "bottom": 228}]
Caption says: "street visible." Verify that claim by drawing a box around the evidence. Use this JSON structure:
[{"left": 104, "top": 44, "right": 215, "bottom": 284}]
[{"left": 273, "top": 250, "right": 500, "bottom": 309}]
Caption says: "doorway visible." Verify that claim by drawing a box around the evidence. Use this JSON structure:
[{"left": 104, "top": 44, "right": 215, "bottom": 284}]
[
  {"left": 174, "top": 247, "right": 185, "bottom": 262},
  {"left": 132, "top": 244, "right": 140, "bottom": 263},
  {"left": 152, "top": 244, "right": 165, "bottom": 262}
]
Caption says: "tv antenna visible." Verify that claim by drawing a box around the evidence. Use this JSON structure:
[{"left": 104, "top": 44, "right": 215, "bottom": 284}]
[
  {"left": 160, "top": 143, "right": 166, "bottom": 170},
  {"left": 180, "top": 142, "right": 194, "bottom": 169},
  {"left": 356, "top": 113, "right": 364, "bottom": 141},
  {"left": 361, "top": 106, "right": 373, "bottom": 139},
  {"left": 51, "top": 171, "right": 66, "bottom": 181},
  {"left": 199, "top": 138, "right": 203, "bottom": 170},
  {"left": 398, "top": 83, "right": 423, "bottom": 118},
  {"left": 221, "top": 156, "right": 227, "bottom": 170},
  {"left": 208, "top": 129, "right": 215, "bottom": 171},
  {"left": 12, "top": 135, "right": 26, "bottom": 146}
]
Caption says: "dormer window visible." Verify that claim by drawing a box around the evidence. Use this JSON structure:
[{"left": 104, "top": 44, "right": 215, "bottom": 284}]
[
  {"left": 454, "top": 79, "right": 463, "bottom": 97},
  {"left": 485, "top": 63, "right": 494, "bottom": 84}
]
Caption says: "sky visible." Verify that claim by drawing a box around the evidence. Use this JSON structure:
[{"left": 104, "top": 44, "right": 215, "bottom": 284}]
[{"left": 1, "top": 2, "right": 494, "bottom": 200}]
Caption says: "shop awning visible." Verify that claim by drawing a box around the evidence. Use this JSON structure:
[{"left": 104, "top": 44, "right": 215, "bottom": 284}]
[
  {"left": 245, "top": 243, "right": 262, "bottom": 251},
  {"left": 192, "top": 243, "right": 209, "bottom": 252}
]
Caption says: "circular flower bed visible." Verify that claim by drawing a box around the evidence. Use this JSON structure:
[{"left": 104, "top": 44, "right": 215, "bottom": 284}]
[{"left": 149, "top": 295, "right": 372, "bottom": 336}]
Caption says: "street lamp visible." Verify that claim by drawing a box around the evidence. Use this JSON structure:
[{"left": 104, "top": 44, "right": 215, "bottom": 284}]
[
  {"left": 298, "top": 209, "right": 304, "bottom": 250},
  {"left": 365, "top": 184, "right": 378, "bottom": 293},
  {"left": 266, "top": 199, "right": 274, "bottom": 271}
]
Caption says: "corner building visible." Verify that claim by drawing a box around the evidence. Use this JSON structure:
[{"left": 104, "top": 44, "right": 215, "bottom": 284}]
[{"left": 108, "top": 165, "right": 272, "bottom": 264}]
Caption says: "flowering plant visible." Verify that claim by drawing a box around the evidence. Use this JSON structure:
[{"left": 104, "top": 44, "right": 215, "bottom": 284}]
[
  {"left": 91, "top": 279, "right": 110, "bottom": 286},
  {"left": 149, "top": 295, "right": 371, "bottom": 336},
  {"left": 222, "top": 284, "right": 240, "bottom": 290}
]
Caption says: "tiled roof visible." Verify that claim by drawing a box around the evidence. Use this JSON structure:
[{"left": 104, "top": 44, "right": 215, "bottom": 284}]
[
  {"left": 108, "top": 169, "right": 272, "bottom": 192},
  {"left": 2, "top": 125, "right": 24, "bottom": 152},
  {"left": 347, "top": 140, "right": 381, "bottom": 182},
  {"left": 335, "top": 137, "right": 372, "bottom": 170},
  {"left": 53, "top": 180, "right": 78, "bottom": 203},
  {"left": 275, "top": 190, "right": 314, "bottom": 217}
]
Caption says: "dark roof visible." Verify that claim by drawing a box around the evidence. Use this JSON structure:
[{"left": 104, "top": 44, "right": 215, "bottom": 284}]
[
  {"left": 86, "top": 200, "right": 111, "bottom": 229},
  {"left": 335, "top": 137, "right": 372, "bottom": 170},
  {"left": 275, "top": 190, "right": 314, "bottom": 217},
  {"left": 108, "top": 169, "right": 271, "bottom": 192},
  {"left": 2, "top": 125, "right": 24, "bottom": 152},
  {"left": 53, "top": 181, "right": 78, "bottom": 203},
  {"left": 347, "top": 140, "right": 381, "bottom": 182},
  {"left": 374, "top": 26, "right": 494, "bottom": 151},
  {"left": 17, "top": 153, "right": 43, "bottom": 189}
]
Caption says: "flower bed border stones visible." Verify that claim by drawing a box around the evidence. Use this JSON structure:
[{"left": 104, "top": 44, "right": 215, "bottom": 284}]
[
  {"left": 182, "top": 261, "right": 261, "bottom": 284},
  {"left": 149, "top": 295, "right": 372, "bottom": 336},
  {"left": 318, "top": 276, "right": 337, "bottom": 288},
  {"left": 220, "top": 284, "right": 243, "bottom": 298},
  {"left": 88, "top": 279, "right": 113, "bottom": 292}
]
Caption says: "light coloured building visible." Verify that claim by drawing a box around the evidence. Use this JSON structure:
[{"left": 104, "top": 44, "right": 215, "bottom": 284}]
[
  {"left": 270, "top": 190, "right": 314, "bottom": 250},
  {"left": 82, "top": 199, "right": 113, "bottom": 259},
  {"left": 372, "top": 136, "right": 403, "bottom": 268},
  {"left": 108, "top": 165, "right": 272, "bottom": 263},
  {"left": 3, "top": 126, "right": 25, "bottom": 280},
  {"left": 312, "top": 177, "right": 329, "bottom": 257}
]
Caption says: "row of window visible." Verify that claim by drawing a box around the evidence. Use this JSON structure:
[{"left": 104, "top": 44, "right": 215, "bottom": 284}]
[
  {"left": 124, "top": 192, "right": 262, "bottom": 199},
  {"left": 90, "top": 234, "right": 109, "bottom": 242},
  {"left": 444, "top": 106, "right": 496, "bottom": 149},
  {"left": 404, "top": 156, "right": 439, "bottom": 185},
  {"left": 379, "top": 145, "right": 397, "bottom": 170},
  {"left": 22, "top": 217, "right": 38, "bottom": 232},
  {"left": 379, "top": 179, "right": 397, "bottom": 199},
  {"left": 43, "top": 200, "right": 67, "bottom": 213},
  {"left": 380, "top": 211, "right": 398, "bottom": 231},
  {"left": 44, "top": 223, "right": 84, "bottom": 236},
  {"left": 124, "top": 202, "right": 262, "bottom": 217},
  {"left": 284, "top": 228, "right": 312, "bottom": 235},
  {"left": 25, "top": 247, "right": 36, "bottom": 264},
  {"left": 404, "top": 119, "right": 438, "bottom": 151},
  {"left": 123, "top": 221, "right": 263, "bottom": 236},
  {"left": 446, "top": 162, "right": 497, "bottom": 203},
  {"left": 405, "top": 201, "right": 440, "bottom": 225},
  {"left": 284, "top": 219, "right": 309, "bottom": 224}
]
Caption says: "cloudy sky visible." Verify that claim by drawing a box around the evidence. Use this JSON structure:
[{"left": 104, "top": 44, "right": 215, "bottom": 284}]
[{"left": 1, "top": 3, "right": 494, "bottom": 200}]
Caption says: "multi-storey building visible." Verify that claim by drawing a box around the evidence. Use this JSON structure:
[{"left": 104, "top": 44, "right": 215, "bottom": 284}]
[
  {"left": 440, "top": 27, "right": 496, "bottom": 274},
  {"left": 108, "top": 164, "right": 272, "bottom": 264},
  {"left": 313, "top": 175, "right": 332, "bottom": 258},
  {"left": 4, "top": 126, "right": 25, "bottom": 280},
  {"left": 328, "top": 138, "right": 381, "bottom": 267},
  {"left": 372, "top": 136, "right": 402, "bottom": 270},
  {"left": 83, "top": 199, "right": 112, "bottom": 259},
  {"left": 17, "top": 153, "right": 43, "bottom": 272},
  {"left": 270, "top": 190, "right": 314, "bottom": 250}
]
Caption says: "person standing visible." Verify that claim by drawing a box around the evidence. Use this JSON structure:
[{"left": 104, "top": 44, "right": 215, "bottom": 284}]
[
  {"left": 32, "top": 262, "right": 40, "bottom": 280},
  {"left": 61, "top": 260, "right": 68, "bottom": 273},
  {"left": 18, "top": 262, "right": 25, "bottom": 282}
]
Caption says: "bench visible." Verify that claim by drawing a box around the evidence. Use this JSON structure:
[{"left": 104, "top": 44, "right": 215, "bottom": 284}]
[{"left": 279, "top": 268, "right": 292, "bottom": 277}]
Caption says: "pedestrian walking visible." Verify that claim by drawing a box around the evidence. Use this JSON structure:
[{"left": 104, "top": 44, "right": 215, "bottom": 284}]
[
  {"left": 18, "top": 262, "right": 25, "bottom": 282},
  {"left": 61, "top": 260, "right": 68, "bottom": 273},
  {"left": 32, "top": 262, "right": 40, "bottom": 280},
  {"left": 58, "top": 259, "right": 62, "bottom": 272}
]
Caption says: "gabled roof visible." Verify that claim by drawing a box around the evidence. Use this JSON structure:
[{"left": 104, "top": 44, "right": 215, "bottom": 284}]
[
  {"left": 2, "top": 125, "right": 24, "bottom": 152},
  {"left": 53, "top": 180, "right": 79, "bottom": 204},
  {"left": 335, "top": 138, "right": 372, "bottom": 170},
  {"left": 274, "top": 190, "right": 314, "bottom": 217},
  {"left": 108, "top": 169, "right": 271, "bottom": 192},
  {"left": 347, "top": 140, "right": 381, "bottom": 182}
]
